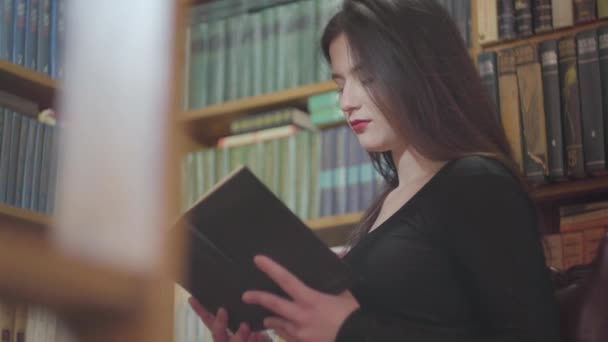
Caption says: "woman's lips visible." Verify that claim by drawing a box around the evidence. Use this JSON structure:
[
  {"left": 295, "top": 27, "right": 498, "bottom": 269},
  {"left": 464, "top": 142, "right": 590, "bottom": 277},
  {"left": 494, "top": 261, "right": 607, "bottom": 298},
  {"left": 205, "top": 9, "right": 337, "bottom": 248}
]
[{"left": 350, "top": 119, "right": 371, "bottom": 133}]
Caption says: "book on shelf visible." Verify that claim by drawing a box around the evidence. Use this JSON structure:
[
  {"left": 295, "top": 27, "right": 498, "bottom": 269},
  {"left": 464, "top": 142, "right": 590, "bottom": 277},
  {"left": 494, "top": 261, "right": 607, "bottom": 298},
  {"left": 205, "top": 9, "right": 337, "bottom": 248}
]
[{"left": 176, "top": 166, "right": 354, "bottom": 332}]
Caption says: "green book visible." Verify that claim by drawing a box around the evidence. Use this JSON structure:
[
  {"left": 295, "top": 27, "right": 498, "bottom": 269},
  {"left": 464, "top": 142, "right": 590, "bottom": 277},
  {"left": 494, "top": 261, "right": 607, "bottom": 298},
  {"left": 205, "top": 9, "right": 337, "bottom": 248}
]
[
  {"left": 308, "top": 91, "right": 340, "bottom": 112},
  {"left": 207, "top": 20, "right": 226, "bottom": 104},
  {"left": 298, "top": 0, "right": 316, "bottom": 86},
  {"left": 261, "top": 7, "right": 278, "bottom": 94},
  {"left": 314, "top": 0, "right": 341, "bottom": 82},
  {"left": 309, "top": 131, "right": 321, "bottom": 219},
  {"left": 250, "top": 11, "right": 264, "bottom": 97},
  {"left": 238, "top": 14, "right": 254, "bottom": 99},
  {"left": 225, "top": 15, "right": 244, "bottom": 102},
  {"left": 187, "top": 7, "right": 208, "bottom": 109}
]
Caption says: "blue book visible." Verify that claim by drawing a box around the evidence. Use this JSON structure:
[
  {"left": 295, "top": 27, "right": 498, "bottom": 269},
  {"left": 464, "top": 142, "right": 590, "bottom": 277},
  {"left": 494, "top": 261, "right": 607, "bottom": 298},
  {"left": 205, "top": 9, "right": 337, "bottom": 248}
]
[
  {"left": 7, "top": 112, "right": 24, "bottom": 206},
  {"left": 0, "top": 109, "right": 12, "bottom": 204},
  {"left": 14, "top": 114, "right": 30, "bottom": 208},
  {"left": 17, "top": 117, "right": 34, "bottom": 208},
  {"left": 0, "top": 0, "right": 14, "bottom": 60},
  {"left": 24, "top": 0, "right": 38, "bottom": 70},
  {"left": 319, "top": 128, "right": 335, "bottom": 217},
  {"left": 345, "top": 130, "right": 360, "bottom": 213},
  {"left": 45, "top": 126, "right": 57, "bottom": 213},
  {"left": 12, "top": 0, "right": 27, "bottom": 65},
  {"left": 28, "top": 121, "right": 42, "bottom": 210},
  {"left": 36, "top": 0, "right": 49, "bottom": 74},
  {"left": 48, "top": 0, "right": 57, "bottom": 77}
]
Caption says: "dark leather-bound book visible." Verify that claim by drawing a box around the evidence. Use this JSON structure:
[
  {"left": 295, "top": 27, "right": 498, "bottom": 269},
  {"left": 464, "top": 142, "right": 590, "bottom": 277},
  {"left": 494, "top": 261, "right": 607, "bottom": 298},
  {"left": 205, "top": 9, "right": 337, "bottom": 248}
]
[{"left": 176, "top": 166, "right": 354, "bottom": 332}]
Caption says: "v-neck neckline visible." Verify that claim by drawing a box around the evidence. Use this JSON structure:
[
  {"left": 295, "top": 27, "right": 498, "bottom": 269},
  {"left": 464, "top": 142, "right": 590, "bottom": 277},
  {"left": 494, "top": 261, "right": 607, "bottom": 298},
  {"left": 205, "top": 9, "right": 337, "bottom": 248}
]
[{"left": 362, "top": 158, "right": 458, "bottom": 240}]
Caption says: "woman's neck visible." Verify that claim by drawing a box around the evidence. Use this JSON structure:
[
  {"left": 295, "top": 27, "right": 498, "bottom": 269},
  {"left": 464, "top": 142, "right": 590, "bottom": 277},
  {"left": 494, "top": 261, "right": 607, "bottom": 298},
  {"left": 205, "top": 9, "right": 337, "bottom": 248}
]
[{"left": 391, "top": 146, "right": 446, "bottom": 190}]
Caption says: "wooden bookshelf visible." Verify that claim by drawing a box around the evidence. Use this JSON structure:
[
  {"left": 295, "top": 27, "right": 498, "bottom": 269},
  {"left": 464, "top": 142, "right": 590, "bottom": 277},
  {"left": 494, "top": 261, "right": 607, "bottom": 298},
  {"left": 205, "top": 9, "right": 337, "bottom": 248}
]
[
  {"left": 179, "top": 80, "right": 338, "bottom": 143},
  {"left": 481, "top": 18, "right": 608, "bottom": 52},
  {"left": 0, "top": 229, "right": 141, "bottom": 315},
  {"left": 0, "top": 60, "right": 56, "bottom": 109}
]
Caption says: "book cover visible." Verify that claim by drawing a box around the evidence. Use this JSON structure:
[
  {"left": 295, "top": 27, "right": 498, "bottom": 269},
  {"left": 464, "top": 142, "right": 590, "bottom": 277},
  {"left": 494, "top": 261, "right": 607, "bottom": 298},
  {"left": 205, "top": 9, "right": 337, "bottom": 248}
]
[
  {"left": 176, "top": 166, "right": 354, "bottom": 332},
  {"left": 600, "top": 0, "right": 608, "bottom": 18}
]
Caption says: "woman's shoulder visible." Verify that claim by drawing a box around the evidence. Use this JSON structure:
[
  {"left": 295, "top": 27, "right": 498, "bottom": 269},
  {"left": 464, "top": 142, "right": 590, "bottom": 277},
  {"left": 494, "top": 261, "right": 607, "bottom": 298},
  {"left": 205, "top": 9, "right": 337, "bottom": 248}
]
[{"left": 443, "top": 155, "right": 518, "bottom": 183}]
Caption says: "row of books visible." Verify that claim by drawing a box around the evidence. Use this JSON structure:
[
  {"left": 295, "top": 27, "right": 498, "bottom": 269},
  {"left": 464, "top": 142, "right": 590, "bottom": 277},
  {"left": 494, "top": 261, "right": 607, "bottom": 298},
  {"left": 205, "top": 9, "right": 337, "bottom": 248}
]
[
  {"left": 184, "top": 0, "right": 472, "bottom": 111},
  {"left": 543, "top": 200, "right": 608, "bottom": 269},
  {"left": 0, "top": 0, "right": 65, "bottom": 78},
  {"left": 0, "top": 303, "right": 75, "bottom": 342},
  {"left": 182, "top": 112, "right": 384, "bottom": 220},
  {"left": 477, "top": 0, "right": 608, "bottom": 44},
  {"left": 477, "top": 26, "right": 608, "bottom": 183},
  {"left": 0, "top": 107, "right": 58, "bottom": 214},
  {"left": 308, "top": 91, "right": 344, "bottom": 126}
]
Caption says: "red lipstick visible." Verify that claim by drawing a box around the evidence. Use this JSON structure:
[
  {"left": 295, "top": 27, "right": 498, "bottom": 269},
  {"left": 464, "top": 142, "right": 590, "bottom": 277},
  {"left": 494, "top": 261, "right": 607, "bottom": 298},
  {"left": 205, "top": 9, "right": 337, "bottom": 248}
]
[{"left": 350, "top": 119, "right": 371, "bottom": 133}]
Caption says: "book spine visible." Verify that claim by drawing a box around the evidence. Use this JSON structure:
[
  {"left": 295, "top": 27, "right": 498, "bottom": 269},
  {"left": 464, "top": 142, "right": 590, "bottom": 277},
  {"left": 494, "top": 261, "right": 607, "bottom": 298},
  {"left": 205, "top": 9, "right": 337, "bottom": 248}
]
[
  {"left": 539, "top": 39, "right": 566, "bottom": 179},
  {"left": 13, "top": 114, "right": 26, "bottom": 208},
  {"left": 0, "top": 302, "right": 13, "bottom": 342},
  {"left": 334, "top": 126, "right": 347, "bottom": 215},
  {"left": 309, "top": 131, "right": 321, "bottom": 219},
  {"left": 7, "top": 113, "right": 23, "bottom": 206},
  {"left": 599, "top": 27, "right": 608, "bottom": 168},
  {"left": 583, "top": 227, "right": 607, "bottom": 263},
  {"left": 576, "top": 29, "right": 607, "bottom": 174},
  {"left": 552, "top": 0, "right": 574, "bottom": 29},
  {"left": 308, "top": 91, "right": 340, "bottom": 112},
  {"left": 477, "top": 0, "right": 498, "bottom": 44},
  {"left": 533, "top": 0, "right": 552, "bottom": 33},
  {"left": 12, "top": 0, "right": 26, "bottom": 65},
  {"left": 0, "top": 0, "right": 13, "bottom": 61},
  {"left": 250, "top": 11, "right": 263, "bottom": 97},
  {"left": 19, "top": 118, "right": 35, "bottom": 209},
  {"left": 319, "top": 128, "right": 334, "bottom": 217},
  {"left": 344, "top": 129, "right": 359, "bottom": 213},
  {"left": 24, "top": 0, "right": 38, "bottom": 70},
  {"left": 225, "top": 16, "right": 239, "bottom": 102},
  {"left": 0, "top": 110, "right": 12, "bottom": 204},
  {"left": 28, "top": 121, "right": 42, "bottom": 210},
  {"left": 558, "top": 36, "right": 586, "bottom": 178},
  {"left": 515, "top": 44, "right": 550, "bottom": 182},
  {"left": 573, "top": 0, "right": 597, "bottom": 24},
  {"left": 562, "top": 232, "right": 584, "bottom": 269},
  {"left": 477, "top": 51, "right": 501, "bottom": 124},
  {"left": 187, "top": 8, "right": 207, "bottom": 110},
  {"left": 12, "top": 305, "right": 26, "bottom": 342},
  {"left": 35, "top": 0, "right": 49, "bottom": 74},
  {"left": 498, "top": 0, "right": 517, "bottom": 40},
  {"left": 514, "top": 0, "right": 533, "bottom": 37},
  {"left": 543, "top": 234, "right": 564, "bottom": 269},
  {"left": 261, "top": 9, "right": 276, "bottom": 94},
  {"left": 498, "top": 48, "right": 525, "bottom": 171},
  {"left": 599, "top": 0, "right": 608, "bottom": 18}
]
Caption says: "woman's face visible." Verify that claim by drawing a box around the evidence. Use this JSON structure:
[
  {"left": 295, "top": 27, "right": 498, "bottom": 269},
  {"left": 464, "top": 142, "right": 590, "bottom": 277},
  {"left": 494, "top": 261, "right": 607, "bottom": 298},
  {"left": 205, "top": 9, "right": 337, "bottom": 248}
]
[{"left": 329, "top": 33, "right": 403, "bottom": 153}]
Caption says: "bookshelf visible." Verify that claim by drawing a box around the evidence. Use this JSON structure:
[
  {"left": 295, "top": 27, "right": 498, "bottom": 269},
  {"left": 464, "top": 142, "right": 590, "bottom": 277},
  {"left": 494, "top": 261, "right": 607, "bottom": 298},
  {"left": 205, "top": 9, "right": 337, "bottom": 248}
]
[
  {"left": 0, "top": 60, "right": 56, "bottom": 109},
  {"left": 0, "top": 1, "right": 186, "bottom": 341}
]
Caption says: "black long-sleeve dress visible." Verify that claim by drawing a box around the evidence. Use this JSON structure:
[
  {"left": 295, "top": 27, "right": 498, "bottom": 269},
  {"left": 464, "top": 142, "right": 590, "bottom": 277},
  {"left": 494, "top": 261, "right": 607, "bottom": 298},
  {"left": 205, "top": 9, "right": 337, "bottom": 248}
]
[{"left": 336, "top": 156, "right": 561, "bottom": 341}]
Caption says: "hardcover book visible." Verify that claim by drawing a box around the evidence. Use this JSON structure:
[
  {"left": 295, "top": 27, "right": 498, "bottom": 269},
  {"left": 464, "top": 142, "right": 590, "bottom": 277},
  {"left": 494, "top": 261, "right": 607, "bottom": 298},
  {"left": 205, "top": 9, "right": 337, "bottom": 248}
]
[{"left": 176, "top": 166, "right": 354, "bottom": 332}]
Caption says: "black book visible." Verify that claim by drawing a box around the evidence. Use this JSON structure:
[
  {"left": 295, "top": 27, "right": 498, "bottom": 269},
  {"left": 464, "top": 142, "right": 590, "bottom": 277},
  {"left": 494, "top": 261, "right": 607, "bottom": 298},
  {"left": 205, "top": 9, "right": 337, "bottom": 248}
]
[
  {"left": 477, "top": 51, "right": 501, "bottom": 125},
  {"left": 176, "top": 166, "right": 354, "bottom": 332},
  {"left": 499, "top": 0, "right": 517, "bottom": 40}
]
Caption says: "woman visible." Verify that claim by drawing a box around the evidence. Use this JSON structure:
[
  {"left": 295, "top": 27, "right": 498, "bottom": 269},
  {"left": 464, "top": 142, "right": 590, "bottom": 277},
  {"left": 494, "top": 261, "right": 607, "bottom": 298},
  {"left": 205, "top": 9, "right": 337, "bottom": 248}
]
[{"left": 190, "top": 0, "right": 561, "bottom": 341}]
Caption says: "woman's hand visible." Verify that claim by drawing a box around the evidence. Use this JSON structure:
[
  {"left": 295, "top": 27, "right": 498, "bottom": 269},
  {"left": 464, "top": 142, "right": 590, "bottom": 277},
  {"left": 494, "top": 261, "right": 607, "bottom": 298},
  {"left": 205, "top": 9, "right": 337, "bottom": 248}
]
[
  {"left": 188, "top": 297, "right": 272, "bottom": 342},
  {"left": 242, "top": 255, "right": 360, "bottom": 342}
]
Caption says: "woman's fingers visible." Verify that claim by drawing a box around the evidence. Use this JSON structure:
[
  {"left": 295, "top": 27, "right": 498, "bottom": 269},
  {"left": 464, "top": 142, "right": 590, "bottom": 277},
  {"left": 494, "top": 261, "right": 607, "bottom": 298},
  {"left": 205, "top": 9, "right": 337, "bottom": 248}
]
[
  {"left": 210, "top": 307, "right": 229, "bottom": 340},
  {"left": 188, "top": 297, "right": 215, "bottom": 329},
  {"left": 231, "top": 323, "right": 251, "bottom": 342}
]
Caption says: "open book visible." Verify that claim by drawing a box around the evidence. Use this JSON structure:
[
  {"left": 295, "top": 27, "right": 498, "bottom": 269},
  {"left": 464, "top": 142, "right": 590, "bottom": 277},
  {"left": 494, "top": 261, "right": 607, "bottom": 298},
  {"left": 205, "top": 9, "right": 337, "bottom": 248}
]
[{"left": 176, "top": 166, "right": 354, "bottom": 332}]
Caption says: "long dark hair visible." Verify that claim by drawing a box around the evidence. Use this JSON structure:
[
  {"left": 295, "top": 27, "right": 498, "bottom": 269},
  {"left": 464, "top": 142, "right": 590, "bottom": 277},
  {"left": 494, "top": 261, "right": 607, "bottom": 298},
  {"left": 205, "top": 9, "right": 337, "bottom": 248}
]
[{"left": 321, "top": 0, "right": 523, "bottom": 246}]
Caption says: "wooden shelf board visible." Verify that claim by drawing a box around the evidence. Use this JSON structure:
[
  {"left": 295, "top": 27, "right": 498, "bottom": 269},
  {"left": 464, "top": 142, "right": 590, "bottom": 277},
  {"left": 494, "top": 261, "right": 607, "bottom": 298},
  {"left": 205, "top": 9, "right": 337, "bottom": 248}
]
[
  {"left": 533, "top": 176, "right": 608, "bottom": 203},
  {"left": 0, "top": 230, "right": 142, "bottom": 316},
  {"left": 307, "top": 212, "right": 361, "bottom": 247},
  {"left": 0, "top": 204, "right": 52, "bottom": 227},
  {"left": 179, "top": 81, "right": 338, "bottom": 143},
  {"left": 0, "top": 60, "right": 56, "bottom": 108},
  {"left": 481, "top": 19, "right": 608, "bottom": 52}
]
